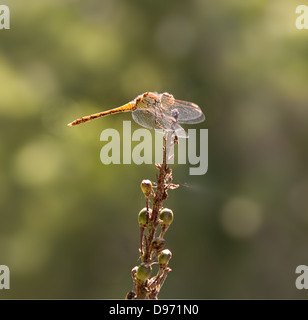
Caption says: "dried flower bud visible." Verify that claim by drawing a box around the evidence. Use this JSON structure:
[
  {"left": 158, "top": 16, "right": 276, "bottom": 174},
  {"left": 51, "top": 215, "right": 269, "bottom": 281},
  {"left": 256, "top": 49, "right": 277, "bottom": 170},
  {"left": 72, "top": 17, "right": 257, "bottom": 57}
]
[
  {"left": 136, "top": 263, "right": 152, "bottom": 282},
  {"left": 159, "top": 208, "right": 174, "bottom": 226},
  {"left": 151, "top": 237, "right": 166, "bottom": 251},
  {"left": 131, "top": 266, "right": 138, "bottom": 279},
  {"left": 138, "top": 207, "right": 151, "bottom": 227},
  {"left": 158, "top": 249, "right": 172, "bottom": 266},
  {"left": 125, "top": 291, "right": 136, "bottom": 300},
  {"left": 140, "top": 179, "right": 152, "bottom": 197}
]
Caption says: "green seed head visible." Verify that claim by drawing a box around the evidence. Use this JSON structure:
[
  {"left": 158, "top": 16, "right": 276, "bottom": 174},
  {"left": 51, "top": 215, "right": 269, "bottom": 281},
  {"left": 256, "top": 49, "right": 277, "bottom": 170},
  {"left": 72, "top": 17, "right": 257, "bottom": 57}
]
[
  {"left": 159, "top": 208, "right": 174, "bottom": 226},
  {"left": 140, "top": 179, "right": 152, "bottom": 197},
  {"left": 136, "top": 263, "right": 152, "bottom": 282},
  {"left": 158, "top": 249, "right": 172, "bottom": 266},
  {"left": 138, "top": 207, "right": 151, "bottom": 227},
  {"left": 151, "top": 237, "right": 166, "bottom": 250}
]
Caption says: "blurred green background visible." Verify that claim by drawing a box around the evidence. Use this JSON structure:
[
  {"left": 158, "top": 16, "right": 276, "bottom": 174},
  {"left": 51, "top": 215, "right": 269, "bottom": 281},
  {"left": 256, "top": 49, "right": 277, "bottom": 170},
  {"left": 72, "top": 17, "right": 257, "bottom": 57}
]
[{"left": 1, "top": 0, "right": 308, "bottom": 299}]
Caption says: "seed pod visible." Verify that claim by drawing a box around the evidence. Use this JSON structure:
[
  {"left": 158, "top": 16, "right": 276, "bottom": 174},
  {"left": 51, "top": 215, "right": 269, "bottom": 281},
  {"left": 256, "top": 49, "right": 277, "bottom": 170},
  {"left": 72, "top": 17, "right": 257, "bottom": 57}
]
[
  {"left": 159, "top": 208, "right": 174, "bottom": 227},
  {"left": 138, "top": 207, "right": 151, "bottom": 227},
  {"left": 158, "top": 249, "right": 172, "bottom": 266},
  {"left": 151, "top": 237, "right": 166, "bottom": 251},
  {"left": 136, "top": 263, "right": 152, "bottom": 282},
  {"left": 140, "top": 179, "right": 152, "bottom": 197}
]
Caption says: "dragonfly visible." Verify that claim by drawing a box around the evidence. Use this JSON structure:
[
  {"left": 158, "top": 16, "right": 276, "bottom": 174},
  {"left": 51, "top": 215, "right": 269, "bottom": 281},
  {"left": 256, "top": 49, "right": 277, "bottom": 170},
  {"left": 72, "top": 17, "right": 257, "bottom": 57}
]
[{"left": 67, "top": 92, "right": 205, "bottom": 138}]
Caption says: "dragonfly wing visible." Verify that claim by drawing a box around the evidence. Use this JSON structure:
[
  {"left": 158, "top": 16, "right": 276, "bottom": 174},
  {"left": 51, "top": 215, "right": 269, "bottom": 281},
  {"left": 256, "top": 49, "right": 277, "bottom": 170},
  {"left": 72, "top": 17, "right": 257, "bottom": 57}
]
[
  {"left": 132, "top": 108, "right": 155, "bottom": 130},
  {"left": 160, "top": 124, "right": 188, "bottom": 139},
  {"left": 173, "top": 100, "right": 205, "bottom": 124},
  {"left": 132, "top": 108, "right": 178, "bottom": 131},
  {"left": 132, "top": 108, "right": 165, "bottom": 130},
  {"left": 160, "top": 96, "right": 205, "bottom": 124},
  {"left": 174, "top": 124, "right": 188, "bottom": 138},
  {"left": 132, "top": 93, "right": 204, "bottom": 136}
]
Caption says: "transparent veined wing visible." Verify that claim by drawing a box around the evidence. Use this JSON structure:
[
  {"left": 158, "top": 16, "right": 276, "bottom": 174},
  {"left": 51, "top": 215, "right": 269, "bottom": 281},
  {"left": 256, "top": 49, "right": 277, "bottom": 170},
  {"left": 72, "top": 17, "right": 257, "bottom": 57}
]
[
  {"left": 159, "top": 93, "right": 205, "bottom": 124},
  {"left": 132, "top": 108, "right": 188, "bottom": 138},
  {"left": 172, "top": 100, "right": 205, "bottom": 124}
]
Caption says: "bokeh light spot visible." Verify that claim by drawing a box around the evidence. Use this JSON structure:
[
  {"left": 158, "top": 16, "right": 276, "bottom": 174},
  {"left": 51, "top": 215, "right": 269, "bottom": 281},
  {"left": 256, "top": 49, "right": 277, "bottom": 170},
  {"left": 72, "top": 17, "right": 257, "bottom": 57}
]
[
  {"left": 155, "top": 15, "right": 195, "bottom": 58},
  {"left": 221, "top": 197, "right": 262, "bottom": 239},
  {"left": 13, "top": 137, "right": 63, "bottom": 187}
]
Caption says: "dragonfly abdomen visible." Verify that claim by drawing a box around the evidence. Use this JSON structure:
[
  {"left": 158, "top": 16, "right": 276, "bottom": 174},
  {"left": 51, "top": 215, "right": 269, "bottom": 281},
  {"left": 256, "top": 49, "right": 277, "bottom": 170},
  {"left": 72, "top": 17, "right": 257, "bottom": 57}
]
[{"left": 67, "top": 102, "right": 135, "bottom": 126}]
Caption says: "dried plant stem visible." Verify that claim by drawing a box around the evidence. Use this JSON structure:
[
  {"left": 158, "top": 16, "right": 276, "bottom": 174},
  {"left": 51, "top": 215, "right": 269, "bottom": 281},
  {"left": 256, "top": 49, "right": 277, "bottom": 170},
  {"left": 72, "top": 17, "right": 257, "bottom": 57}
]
[
  {"left": 143, "top": 141, "right": 169, "bottom": 263},
  {"left": 127, "top": 136, "right": 178, "bottom": 300}
]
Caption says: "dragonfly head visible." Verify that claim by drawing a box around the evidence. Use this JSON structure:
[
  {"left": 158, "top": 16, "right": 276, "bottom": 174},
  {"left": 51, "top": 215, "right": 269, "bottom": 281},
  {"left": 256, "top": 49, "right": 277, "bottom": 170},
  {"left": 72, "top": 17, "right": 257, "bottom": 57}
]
[{"left": 161, "top": 92, "right": 175, "bottom": 106}]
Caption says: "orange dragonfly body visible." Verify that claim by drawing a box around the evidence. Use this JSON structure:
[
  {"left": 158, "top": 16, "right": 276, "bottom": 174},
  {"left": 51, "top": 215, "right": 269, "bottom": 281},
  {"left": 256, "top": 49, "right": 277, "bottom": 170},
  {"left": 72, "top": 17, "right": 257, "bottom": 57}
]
[{"left": 68, "top": 92, "right": 205, "bottom": 138}]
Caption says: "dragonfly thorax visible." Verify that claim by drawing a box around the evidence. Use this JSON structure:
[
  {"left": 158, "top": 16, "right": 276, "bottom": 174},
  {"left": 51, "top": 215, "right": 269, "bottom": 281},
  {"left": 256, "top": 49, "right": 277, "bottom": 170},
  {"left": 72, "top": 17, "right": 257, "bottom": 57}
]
[{"left": 135, "top": 92, "right": 161, "bottom": 110}]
